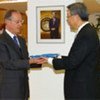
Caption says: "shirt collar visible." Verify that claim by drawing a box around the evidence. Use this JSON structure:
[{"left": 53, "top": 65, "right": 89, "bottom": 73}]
[
  {"left": 5, "top": 29, "right": 15, "bottom": 39},
  {"left": 5, "top": 29, "right": 20, "bottom": 46},
  {"left": 76, "top": 21, "right": 89, "bottom": 35}
]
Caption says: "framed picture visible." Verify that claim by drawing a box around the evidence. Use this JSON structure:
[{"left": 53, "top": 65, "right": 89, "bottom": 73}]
[{"left": 36, "top": 5, "right": 65, "bottom": 43}]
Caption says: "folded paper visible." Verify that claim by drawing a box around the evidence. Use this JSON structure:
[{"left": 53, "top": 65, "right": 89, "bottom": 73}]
[{"left": 30, "top": 53, "right": 59, "bottom": 58}]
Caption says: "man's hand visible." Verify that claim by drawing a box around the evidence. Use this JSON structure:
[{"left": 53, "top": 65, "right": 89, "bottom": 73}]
[{"left": 29, "top": 57, "right": 48, "bottom": 64}]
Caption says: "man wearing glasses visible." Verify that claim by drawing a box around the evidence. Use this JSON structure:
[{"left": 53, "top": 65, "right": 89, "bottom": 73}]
[
  {"left": 39, "top": 2, "right": 100, "bottom": 100},
  {"left": 0, "top": 10, "right": 42, "bottom": 100}
]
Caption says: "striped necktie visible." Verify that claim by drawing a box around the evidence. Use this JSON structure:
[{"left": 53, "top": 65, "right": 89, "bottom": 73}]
[{"left": 13, "top": 36, "right": 19, "bottom": 46}]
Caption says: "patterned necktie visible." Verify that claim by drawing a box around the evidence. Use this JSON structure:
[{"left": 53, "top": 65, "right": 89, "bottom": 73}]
[{"left": 13, "top": 36, "right": 19, "bottom": 46}]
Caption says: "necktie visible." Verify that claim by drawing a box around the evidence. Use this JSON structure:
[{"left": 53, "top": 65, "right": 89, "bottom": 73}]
[
  {"left": 13, "top": 36, "right": 19, "bottom": 46},
  {"left": 53, "top": 18, "right": 55, "bottom": 25}
]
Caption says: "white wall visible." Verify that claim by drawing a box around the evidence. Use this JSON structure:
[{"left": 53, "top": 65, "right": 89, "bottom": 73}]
[{"left": 28, "top": 0, "right": 76, "bottom": 100}]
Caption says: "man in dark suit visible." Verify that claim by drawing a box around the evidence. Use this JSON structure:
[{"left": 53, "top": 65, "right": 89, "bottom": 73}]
[
  {"left": 0, "top": 10, "right": 42, "bottom": 100},
  {"left": 49, "top": 11, "right": 60, "bottom": 39},
  {"left": 39, "top": 2, "right": 100, "bottom": 100}
]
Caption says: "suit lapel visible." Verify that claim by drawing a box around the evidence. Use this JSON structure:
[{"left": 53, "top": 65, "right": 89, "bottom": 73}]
[
  {"left": 18, "top": 37, "right": 28, "bottom": 59},
  {"left": 3, "top": 32, "right": 22, "bottom": 57}
]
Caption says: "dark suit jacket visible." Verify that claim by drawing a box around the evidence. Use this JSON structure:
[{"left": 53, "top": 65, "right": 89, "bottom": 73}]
[
  {"left": 52, "top": 24, "right": 100, "bottom": 99},
  {"left": 0, "top": 30, "right": 41, "bottom": 99}
]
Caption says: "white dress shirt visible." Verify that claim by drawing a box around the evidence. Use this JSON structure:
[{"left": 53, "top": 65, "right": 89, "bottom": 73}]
[
  {"left": 47, "top": 21, "right": 89, "bottom": 65},
  {"left": 5, "top": 29, "right": 20, "bottom": 46}
]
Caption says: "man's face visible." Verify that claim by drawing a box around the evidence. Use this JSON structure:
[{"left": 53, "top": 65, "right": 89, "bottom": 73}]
[
  {"left": 66, "top": 9, "right": 77, "bottom": 32},
  {"left": 5, "top": 12, "right": 24, "bottom": 35}
]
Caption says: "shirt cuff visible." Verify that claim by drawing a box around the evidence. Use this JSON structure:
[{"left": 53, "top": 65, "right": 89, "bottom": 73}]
[{"left": 48, "top": 58, "right": 53, "bottom": 65}]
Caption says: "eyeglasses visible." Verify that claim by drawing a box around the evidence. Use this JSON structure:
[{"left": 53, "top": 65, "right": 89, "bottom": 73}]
[
  {"left": 66, "top": 14, "right": 76, "bottom": 22},
  {"left": 8, "top": 19, "right": 24, "bottom": 24},
  {"left": 67, "top": 15, "right": 73, "bottom": 19}
]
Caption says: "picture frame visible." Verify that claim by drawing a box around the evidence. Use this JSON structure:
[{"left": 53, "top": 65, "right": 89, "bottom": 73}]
[{"left": 36, "top": 5, "right": 65, "bottom": 43}]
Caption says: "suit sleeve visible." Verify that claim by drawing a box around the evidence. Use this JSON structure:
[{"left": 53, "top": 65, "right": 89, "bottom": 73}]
[
  {"left": 0, "top": 40, "right": 30, "bottom": 70},
  {"left": 53, "top": 35, "right": 95, "bottom": 70}
]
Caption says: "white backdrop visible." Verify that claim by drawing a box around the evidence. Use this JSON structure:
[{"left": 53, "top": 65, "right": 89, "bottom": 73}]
[{"left": 28, "top": 0, "right": 76, "bottom": 100}]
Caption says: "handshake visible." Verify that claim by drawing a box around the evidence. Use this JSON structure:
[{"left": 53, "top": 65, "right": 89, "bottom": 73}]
[
  {"left": 29, "top": 57, "right": 47, "bottom": 65},
  {"left": 29, "top": 53, "right": 59, "bottom": 67}
]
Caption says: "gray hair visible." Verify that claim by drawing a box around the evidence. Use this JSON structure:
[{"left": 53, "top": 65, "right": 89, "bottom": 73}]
[
  {"left": 67, "top": 2, "right": 89, "bottom": 21},
  {"left": 4, "top": 9, "right": 21, "bottom": 20}
]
